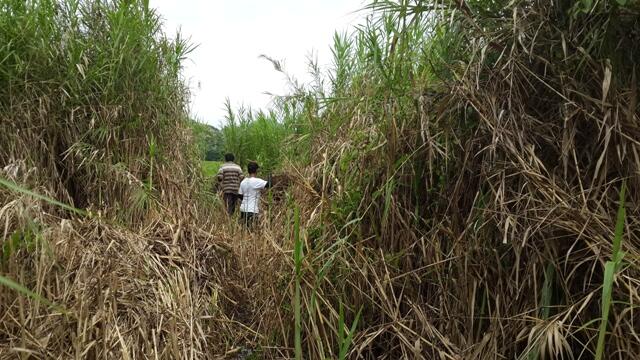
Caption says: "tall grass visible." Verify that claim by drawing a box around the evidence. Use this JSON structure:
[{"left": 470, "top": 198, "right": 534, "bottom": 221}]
[
  {"left": 0, "top": 177, "right": 75, "bottom": 314},
  {"left": 1, "top": 0, "right": 198, "bottom": 222},
  {"left": 0, "top": 1, "right": 248, "bottom": 357},
  {"left": 241, "top": 0, "right": 640, "bottom": 358},
  {"left": 292, "top": 206, "right": 303, "bottom": 360},
  {"left": 0, "top": 178, "right": 87, "bottom": 217},
  {"left": 2, "top": 0, "right": 639, "bottom": 358},
  {"left": 338, "top": 302, "right": 362, "bottom": 360},
  {"left": 221, "top": 99, "right": 291, "bottom": 173},
  {"left": 595, "top": 183, "right": 627, "bottom": 360}
]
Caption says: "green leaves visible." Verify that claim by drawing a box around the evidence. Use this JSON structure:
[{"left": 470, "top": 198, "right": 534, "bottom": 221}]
[
  {"left": 2, "top": 226, "right": 38, "bottom": 264},
  {"left": 595, "top": 183, "right": 627, "bottom": 360},
  {"left": 611, "top": 183, "right": 627, "bottom": 263},
  {"left": 1, "top": 0, "right": 195, "bottom": 223},
  {"left": 221, "top": 101, "right": 289, "bottom": 173},
  {"left": 575, "top": 0, "right": 632, "bottom": 14},
  {"left": 338, "top": 302, "right": 362, "bottom": 360}
]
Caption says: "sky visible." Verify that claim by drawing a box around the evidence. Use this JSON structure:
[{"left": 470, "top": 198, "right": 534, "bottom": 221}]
[{"left": 150, "top": 0, "right": 368, "bottom": 127}]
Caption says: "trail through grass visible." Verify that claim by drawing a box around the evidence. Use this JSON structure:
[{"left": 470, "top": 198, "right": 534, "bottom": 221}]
[{"left": 2, "top": 0, "right": 640, "bottom": 358}]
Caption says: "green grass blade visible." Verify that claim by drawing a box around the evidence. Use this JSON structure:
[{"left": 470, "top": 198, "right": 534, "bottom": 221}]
[
  {"left": 595, "top": 261, "right": 616, "bottom": 360},
  {"left": 595, "top": 183, "right": 626, "bottom": 360},
  {"left": 612, "top": 183, "right": 626, "bottom": 262},
  {"left": 0, "top": 178, "right": 86, "bottom": 216},
  {"left": 339, "top": 306, "right": 362, "bottom": 360},
  {"left": 0, "top": 274, "right": 66, "bottom": 314}
]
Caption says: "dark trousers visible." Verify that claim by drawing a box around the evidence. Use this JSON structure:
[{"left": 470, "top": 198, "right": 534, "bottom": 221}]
[
  {"left": 223, "top": 193, "right": 238, "bottom": 215},
  {"left": 240, "top": 211, "right": 256, "bottom": 228}
]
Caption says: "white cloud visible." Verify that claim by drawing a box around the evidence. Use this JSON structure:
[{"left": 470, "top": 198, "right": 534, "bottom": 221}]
[{"left": 151, "top": 0, "right": 367, "bottom": 127}]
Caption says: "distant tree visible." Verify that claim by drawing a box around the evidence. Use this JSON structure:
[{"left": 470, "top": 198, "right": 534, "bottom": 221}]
[{"left": 190, "top": 120, "right": 224, "bottom": 161}]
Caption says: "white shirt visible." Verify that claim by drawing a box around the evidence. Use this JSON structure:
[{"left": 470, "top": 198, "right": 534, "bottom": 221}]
[{"left": 238, "top": 177, "right": 268, "bottom": 213}]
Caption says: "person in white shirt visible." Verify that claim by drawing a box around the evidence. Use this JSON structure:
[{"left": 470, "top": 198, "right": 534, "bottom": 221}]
[{"left": 238, "top": 161, "right": 271, "bottom": 228}]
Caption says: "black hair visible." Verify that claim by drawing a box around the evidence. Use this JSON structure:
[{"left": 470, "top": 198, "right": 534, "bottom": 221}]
[
  {"left": 247, "top": 161, "right": 259, "bottom": 174},
  {"left": 224, "top": 153, "right": 235, "bottom": 162}
]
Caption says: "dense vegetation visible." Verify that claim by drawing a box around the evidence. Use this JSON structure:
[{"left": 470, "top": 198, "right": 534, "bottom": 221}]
[
  {"left": 191, "top": 120, "right": 224, "bottom": 162},
  {"left": 1, "top": 0, "right": 199, "bottom": 221},
  {"left": 221, "top": 100, "right": 290, "bottom": 173},
  {"left": 0, "top": 0, "right": 231, "bottom": 357},
  {"left": 225, "top": 0, "right": 640, "bottom": 358},
  {"left": 1, "top": 0, "right": 639, "bottom": 359}
]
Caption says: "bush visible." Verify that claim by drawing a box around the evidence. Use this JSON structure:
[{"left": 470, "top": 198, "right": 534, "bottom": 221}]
[{"left": 0, "top": 0, "right": 197, "bottom": 222}]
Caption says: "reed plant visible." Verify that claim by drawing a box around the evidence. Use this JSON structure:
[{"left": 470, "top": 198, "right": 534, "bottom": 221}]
[
  {"left": 0, "top": 1, "right": 250, "bottom": 357},
  {"left": 221, "top": 99, "right": 291, "bottom": 173},
  {"left": 242, "top": 0, "right": 640, "bottom": 358},
  {"left": 2, "top": 0, "right": 639, "bottom": 358},
  {"left": 1, "top": 0, "right": 199, "bottom": 223}
]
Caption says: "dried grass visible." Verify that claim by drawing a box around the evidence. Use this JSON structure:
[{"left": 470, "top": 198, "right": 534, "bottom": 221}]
[
  {"left": 2, "top": 0, "right": 639, "bottom": 359},
  {"left": 237, "top": 0, "right": 640, "bottom": 358}
]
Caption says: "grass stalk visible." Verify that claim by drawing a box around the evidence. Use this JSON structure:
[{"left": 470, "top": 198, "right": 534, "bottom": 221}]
[
  {"left": 595, "top": 183, "right": 627, "bottom": 360},
  {"left": 0, "top": 275, "right": 66, "bottom": 314},
  {"left": 338, "top": 302, "right": 362, "bottom": 360},
  {"left": 0, "top": 178, "right": 86, "bottom": 216},
  {"left": 293, "top": 205, "right": 303, "bottom": 360}
]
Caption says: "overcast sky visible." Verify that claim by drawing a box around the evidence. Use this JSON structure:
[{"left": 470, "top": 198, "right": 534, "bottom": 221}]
[{"left": 150, "top": 0, "right": 368, "bottom": 127}]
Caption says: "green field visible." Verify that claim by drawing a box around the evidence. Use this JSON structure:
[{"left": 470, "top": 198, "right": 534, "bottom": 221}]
[{"left": 201, "top": 160, "right": 222, "bottom": 178}]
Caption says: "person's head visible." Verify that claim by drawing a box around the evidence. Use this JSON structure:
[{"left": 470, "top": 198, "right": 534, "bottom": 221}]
[
  {"left": 247, "top": 161, "right": 259, "bottom": 175},
  {"left": 224, "top": 153, "right": 235, "bottom": 162}
]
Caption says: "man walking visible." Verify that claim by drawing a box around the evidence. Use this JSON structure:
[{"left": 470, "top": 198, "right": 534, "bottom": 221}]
[{"left": 217, "top": 153, "right": 243, "bottom": 215}]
